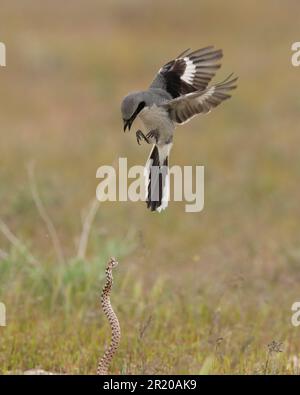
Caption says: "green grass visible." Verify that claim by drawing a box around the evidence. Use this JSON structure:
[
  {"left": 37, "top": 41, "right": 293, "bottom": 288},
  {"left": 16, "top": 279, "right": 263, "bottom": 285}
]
[{"left": 0, "top": 239, "right": 299, "bottom": 374}]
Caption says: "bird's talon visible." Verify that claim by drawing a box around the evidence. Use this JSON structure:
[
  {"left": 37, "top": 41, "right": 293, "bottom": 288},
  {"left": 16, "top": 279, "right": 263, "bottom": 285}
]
[
  {"left": 136, "top": 130, "right": 142, "bottom": 145},
  {"left": 146, "top": 130, "right": 159, "bottom": 143},
  {"left": 136, "top": 130, "right": 149, "bottom": 145}
]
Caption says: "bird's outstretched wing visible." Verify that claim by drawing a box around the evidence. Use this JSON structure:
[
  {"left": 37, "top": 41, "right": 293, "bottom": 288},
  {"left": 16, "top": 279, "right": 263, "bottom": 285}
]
[
  {"left": 150, "top": 47, "right": 223, "bottom": 99},
  {"left": 160, "top": 74, "right": 238, "bottom": 124}
]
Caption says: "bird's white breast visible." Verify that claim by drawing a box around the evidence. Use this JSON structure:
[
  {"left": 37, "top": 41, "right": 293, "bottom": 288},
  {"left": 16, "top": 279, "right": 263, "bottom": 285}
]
[{"left": 139, "top": 104, "right": 173, "bottom": 132}]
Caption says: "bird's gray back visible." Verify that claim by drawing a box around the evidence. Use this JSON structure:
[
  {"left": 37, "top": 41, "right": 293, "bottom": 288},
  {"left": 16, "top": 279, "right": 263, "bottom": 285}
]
[{"left": 143, "top": 88, "right": 172, "bottom": 107}]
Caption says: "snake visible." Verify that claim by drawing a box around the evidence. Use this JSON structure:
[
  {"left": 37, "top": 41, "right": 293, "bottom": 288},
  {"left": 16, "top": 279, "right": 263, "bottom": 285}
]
[{"left": 97, "top": 257, "right": 121, "bottom": 375}]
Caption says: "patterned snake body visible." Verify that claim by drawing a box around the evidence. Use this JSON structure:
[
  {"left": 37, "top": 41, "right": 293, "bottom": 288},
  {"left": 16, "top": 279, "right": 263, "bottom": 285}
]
[{"left": 97, "top": 257, "right": 121, "bottom": 375}]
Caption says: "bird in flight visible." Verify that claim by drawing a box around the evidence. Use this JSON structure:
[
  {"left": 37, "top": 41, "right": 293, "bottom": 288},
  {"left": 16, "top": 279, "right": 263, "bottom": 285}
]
[{"left": 121, "top": 46, "right": 237, "bottom": 212}]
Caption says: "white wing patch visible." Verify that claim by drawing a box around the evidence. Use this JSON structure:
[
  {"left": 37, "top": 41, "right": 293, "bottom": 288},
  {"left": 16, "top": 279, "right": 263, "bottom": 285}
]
[
  {"left": 181, "top": 57, "right": 196, "bottom": 84},
  {"left": 150, "top": 47, "right": 224, "bottom": 97}
]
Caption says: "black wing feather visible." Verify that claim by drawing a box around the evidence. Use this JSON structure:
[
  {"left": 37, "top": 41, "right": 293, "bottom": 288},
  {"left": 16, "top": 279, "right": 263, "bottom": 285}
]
[{"left": 150, "top": 46, "right": 223, "bottom": 98}]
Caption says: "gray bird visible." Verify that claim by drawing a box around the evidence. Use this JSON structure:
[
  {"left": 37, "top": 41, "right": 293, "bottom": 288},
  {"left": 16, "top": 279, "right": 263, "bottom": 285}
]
[{"left": 121, "top": 46, "right": 237, "bottom": 212}]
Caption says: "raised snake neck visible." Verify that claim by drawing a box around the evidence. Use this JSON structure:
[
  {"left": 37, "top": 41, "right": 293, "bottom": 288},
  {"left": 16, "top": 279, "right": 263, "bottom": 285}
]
[{"left": 97, "top": 257, "right": 120, "bottom": 375}]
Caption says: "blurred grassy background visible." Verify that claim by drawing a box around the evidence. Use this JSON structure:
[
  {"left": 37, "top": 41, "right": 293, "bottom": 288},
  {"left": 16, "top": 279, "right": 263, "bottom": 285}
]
[{"left": 1, "top": 0, "right": 300, "bottom": 374}]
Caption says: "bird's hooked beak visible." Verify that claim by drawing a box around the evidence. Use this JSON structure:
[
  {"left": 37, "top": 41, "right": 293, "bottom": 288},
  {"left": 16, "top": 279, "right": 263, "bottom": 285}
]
[
  {"left": 123, "top": 101, "right": 146, "bottom": 132},
  {"left": 123, "top": 117, "right": 134, "bottom": 132}
]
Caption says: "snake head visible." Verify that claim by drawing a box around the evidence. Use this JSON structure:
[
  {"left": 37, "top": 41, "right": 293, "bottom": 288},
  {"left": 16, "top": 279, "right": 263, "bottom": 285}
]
[{"left": 107, "top": 257, "right": 118, "bottom": 270}]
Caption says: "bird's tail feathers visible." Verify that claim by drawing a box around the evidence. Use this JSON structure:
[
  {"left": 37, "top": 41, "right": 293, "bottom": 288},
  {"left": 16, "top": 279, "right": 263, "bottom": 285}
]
[{"left": 145, "top": 144, "right": 171, "bottom": 212}]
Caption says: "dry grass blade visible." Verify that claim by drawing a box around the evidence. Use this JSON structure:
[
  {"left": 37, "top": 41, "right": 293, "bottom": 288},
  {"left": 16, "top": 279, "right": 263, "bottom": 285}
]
[
  {"left": 77, "top": 198, "right": 100, "bottom": 260},
  {"left": 77, "top": 160, "right": 117, "bottom": 260},
  {"left": 27, "top": 162, "right": 65, "bottom": 265},
  {"left": 0, "top": 219, "right": 38, "bottom": 265},
  {"left": 0, "top": 248, "right": 8, "bottom": 260}
]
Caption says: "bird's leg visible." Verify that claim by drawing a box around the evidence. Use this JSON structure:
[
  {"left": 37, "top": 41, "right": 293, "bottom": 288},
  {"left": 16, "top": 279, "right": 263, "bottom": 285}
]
[
  {"left": 136, "top": 130, "right": 150, "bottom": 145},
  {"left": 146, "top": 129, "right": 159, "bottom": 144}
]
